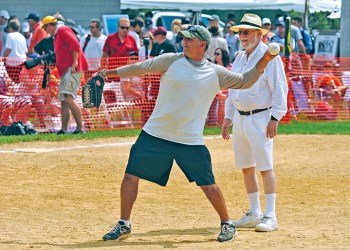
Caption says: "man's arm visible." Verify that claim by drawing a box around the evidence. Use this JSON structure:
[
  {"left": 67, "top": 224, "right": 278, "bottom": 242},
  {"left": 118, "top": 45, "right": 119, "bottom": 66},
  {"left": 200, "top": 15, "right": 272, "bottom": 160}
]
[
  {"left": 266, "top": 57, "right": 288, "bottom": 122},
  {"left": 217, "top": 51, "right": 277, "bottom": 89},
  {"left": 297, "top": 39, "right": 307, "bottom": 54},
  {"left": 303, "top": 31, "right": 313, "bottom": 53},
  {"left": 71, "top": 50, "right": 78, "bottom": 73},
  {"left": 255, "top": 51, "right": 276, "bottom": 73},
  {"left": 265, "top": 56, "right": 288, "bottom": 139},
  {"left": 3, "top": 48, "right": 11, "bottom": 57},
  {"left": 98, "top": 53, "right": 183, "bottom": 79},
  {"left": 222, "top": 89, "right": 235, "bottom": 140}
]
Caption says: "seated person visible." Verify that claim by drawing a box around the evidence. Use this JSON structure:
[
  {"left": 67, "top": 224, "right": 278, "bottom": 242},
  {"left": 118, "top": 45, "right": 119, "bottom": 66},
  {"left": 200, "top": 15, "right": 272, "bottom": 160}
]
[
  {"left": 315, "top": 74, "right": 348, "bottom": 101},
  {"left": 0, "top": 67, "right": 40, "bottom": 126}
]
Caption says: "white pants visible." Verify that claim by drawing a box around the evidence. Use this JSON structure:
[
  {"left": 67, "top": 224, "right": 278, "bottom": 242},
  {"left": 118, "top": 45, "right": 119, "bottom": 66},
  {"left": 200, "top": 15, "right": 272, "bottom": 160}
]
[{"left": 232, "top": 109, "right": 273, "bottom": 171}]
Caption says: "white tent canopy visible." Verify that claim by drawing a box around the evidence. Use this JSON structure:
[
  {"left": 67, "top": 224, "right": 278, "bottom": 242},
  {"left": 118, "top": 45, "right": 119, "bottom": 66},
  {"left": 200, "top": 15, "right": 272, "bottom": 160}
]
[
  {"left": 328, "top": 11, "right": 341, "bottom": 19},
  {"left": 120, "top": 0, "right": 341, "bottom": 13}
]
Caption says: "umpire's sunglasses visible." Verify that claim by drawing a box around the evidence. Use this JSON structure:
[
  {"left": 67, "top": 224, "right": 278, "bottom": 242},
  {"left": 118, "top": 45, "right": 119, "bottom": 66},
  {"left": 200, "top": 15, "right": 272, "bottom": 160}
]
[{"left": 187, "top": 25, "right": 206, "bottom": 41}]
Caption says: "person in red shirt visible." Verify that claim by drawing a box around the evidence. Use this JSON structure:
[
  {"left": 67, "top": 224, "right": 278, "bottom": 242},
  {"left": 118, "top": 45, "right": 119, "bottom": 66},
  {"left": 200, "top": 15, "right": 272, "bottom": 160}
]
[
  {"left": 42, "top": 16, "right": 88, "bottom": 134},
  {"left": 25, "top": 13, "right": 48, "bottom": 56},
  {"left": 101, "top": 18, "right": 138, "bottom": 70}
]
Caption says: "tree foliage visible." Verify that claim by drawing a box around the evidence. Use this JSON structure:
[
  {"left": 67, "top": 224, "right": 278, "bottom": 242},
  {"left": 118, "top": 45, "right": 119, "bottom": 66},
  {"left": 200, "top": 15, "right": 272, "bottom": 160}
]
[{"left": 289, "top": 11, "right": 339, "bottom": 31}]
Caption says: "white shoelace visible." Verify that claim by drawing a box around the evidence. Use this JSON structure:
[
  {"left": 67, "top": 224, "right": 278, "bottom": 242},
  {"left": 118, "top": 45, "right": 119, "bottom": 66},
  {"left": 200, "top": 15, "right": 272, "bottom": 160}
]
[
  {"left": 109, "top": 223, "right": 121, "bottom": 234},
  {"left": 221, "top": 224, "right": 231, "bottom": 234}
]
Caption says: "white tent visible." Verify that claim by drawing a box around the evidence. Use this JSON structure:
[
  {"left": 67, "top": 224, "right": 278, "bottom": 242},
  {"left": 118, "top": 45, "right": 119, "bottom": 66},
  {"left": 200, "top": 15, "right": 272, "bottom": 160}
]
[
  {"left": 328, "top": 11, "right": 341, "bottom": 19},
  {"left": 120, "top": 0, "right": 341, "bottom": 13}
]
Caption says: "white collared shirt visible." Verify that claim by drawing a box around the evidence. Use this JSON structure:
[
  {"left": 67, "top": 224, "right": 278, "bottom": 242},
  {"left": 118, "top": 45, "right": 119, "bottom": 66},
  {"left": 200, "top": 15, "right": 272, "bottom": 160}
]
[{"left": 225, "top": 41, "right": 288, "bottom": 121}]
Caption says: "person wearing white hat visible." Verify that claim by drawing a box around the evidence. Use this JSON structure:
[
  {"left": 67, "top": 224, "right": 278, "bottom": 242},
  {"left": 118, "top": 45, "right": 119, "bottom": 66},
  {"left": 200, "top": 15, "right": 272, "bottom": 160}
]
[
  {"left": 261, "top": 18, "right": 275, "bottom": 44},
  {"left": 222, "top": 13, "right": 288, "bottom": 232},
  {"left": 21, "top": 21, "right": 32, "bottom": 47}
]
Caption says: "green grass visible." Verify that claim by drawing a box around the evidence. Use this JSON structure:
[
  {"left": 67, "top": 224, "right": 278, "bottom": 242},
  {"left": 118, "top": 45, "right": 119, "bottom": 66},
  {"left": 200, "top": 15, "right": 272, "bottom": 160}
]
[
  {"left": 0, "top": 121, "right": 349, "bottom": 145},
  {"left": 278, "top": 121, "right": 350, "bottom": 134}
]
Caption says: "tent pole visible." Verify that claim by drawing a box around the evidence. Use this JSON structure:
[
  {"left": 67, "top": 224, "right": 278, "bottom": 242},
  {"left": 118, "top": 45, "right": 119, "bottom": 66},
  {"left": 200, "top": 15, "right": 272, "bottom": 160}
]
[{"left": 304, "top": 0, "right": 309, "bottom": 30}]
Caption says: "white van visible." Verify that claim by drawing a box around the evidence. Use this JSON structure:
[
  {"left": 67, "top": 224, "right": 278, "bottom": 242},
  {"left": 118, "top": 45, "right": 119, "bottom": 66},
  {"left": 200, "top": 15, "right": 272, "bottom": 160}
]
[{"left": 152, "top": 11, "right": 225, "bottom": 41}]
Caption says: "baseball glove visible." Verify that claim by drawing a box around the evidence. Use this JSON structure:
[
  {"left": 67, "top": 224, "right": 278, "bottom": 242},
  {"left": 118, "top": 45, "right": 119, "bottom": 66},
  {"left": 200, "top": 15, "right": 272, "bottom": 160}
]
[{"left": 82, "top": 75, "right": 105, "bottom": 108}]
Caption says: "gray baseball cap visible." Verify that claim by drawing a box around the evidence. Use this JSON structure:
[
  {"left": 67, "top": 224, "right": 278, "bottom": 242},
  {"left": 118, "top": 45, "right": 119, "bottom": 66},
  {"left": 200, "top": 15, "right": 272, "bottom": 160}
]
[
  {"left": 209, "top": 15, "right": 220, "bottom": 21},
  {"left": 178, "top": 25, "right": 211, "bottom": 47}
]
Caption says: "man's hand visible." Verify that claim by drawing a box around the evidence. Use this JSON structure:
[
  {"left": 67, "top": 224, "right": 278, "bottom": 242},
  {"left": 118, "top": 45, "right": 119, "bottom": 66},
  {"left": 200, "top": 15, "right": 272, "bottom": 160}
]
[
  {"left": 256, "top": 51, "right": 278, "bottom": 73},
  {"left": 266, "top": 120, "right": 279, "bottom": 139},
  {"left": 221, "top": 118, "right": 232, "bottom": 140},
  {"left": 71, "top": 61, "right": 78, "bottom": 73}
]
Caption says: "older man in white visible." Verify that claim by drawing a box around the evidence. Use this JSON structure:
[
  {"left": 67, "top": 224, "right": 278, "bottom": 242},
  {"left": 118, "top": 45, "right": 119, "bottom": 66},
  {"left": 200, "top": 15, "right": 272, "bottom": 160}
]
[{"left": 222, "top": 13, "right": 288, "bottom": 232}]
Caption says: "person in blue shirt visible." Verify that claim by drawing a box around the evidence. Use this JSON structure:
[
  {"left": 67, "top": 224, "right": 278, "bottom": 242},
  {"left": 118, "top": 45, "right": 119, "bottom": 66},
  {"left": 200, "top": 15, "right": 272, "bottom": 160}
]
[
  {"left": 269, "top": 19, "right": 295, "bottom": 57},
  {"left": 292, "top": 16, "right": 313, "bottom": 54}
]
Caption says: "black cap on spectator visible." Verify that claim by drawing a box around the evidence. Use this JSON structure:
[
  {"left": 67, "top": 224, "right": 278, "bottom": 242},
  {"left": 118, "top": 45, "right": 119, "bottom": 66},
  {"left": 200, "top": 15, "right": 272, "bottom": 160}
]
[
  {"left": 145, "top": 17, "right": 152, "bottom": 27},
  {"left": 25, "top": 13, "right": 40, "bottom": 22},
  {"left": 131, "top": 19, "right": 144, "bottom": 28}
]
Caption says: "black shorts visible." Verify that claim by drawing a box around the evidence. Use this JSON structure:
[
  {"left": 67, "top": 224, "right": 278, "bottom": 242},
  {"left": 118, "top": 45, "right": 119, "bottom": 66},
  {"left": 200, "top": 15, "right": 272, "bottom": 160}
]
[{"left": 126, "top": 130, "right": 215, "bottom": 186}]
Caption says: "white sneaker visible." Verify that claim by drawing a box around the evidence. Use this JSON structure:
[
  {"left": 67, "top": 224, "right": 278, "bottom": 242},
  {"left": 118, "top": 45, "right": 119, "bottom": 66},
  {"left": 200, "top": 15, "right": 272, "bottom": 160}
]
[
  {"left": 233, "top": 211, "right": 262, "bottom": 228},
  {"left": 255, "top": 215, "right": 278, "bottom": 232}
]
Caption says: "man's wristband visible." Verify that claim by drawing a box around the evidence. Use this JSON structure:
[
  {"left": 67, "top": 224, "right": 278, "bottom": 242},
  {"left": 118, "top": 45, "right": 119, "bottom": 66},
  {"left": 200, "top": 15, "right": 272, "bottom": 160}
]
[
  {"left": 99, "top": 69, "right": 108, "bottom": 79},
  {"left": 271, "top": 116, "right": 278, "bottom": 121}
]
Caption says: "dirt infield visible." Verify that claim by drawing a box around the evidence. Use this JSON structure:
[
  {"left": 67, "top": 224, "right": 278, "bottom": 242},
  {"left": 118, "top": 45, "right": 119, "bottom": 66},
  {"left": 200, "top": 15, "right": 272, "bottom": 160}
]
[{"left": 0, "top": 134, "right": 349, "bottom": 249}]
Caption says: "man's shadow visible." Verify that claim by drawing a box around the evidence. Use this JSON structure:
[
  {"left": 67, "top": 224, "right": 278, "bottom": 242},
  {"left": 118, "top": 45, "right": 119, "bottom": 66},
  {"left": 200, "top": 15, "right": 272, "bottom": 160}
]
[{"left": 1, "top": 227, "right": 220, "bottom": 249}]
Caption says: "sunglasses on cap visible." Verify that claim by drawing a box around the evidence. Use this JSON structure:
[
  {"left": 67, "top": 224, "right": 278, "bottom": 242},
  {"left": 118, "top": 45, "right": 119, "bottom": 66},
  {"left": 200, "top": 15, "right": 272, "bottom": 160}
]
[
  {"left": 119, "top": 26, "right": 130, "bottom": 30},
  {"left": 238, "top": 29, "right": 258, "bottom": 36},
  {"left": 187, "top": 25, "right": 206, "bottom": 42}
]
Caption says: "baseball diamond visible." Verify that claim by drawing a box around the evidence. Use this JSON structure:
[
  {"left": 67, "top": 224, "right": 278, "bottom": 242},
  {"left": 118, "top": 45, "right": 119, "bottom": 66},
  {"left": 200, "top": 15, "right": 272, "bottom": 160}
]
[{"left": 0, "top": 134, "right": 349, "bottom": 249}]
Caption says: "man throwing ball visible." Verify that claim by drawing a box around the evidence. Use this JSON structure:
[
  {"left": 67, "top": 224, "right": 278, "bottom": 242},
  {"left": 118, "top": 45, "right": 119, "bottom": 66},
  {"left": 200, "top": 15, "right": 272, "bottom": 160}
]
[{"left": 96, "top": 25, "right": 277, "bottom": 242}]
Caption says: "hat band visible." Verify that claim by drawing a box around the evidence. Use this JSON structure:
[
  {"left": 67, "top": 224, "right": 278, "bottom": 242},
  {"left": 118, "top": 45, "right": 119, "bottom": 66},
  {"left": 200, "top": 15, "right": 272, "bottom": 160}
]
[{"left": 239, "top": 21, "right": 262, "bottom": 29}]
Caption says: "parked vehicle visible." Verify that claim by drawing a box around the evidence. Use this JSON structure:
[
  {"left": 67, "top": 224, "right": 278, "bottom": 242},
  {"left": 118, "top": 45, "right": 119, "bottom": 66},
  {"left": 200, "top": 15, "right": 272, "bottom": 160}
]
[{"left": 152, "top": 11, "right": 225, "bottom": 41}]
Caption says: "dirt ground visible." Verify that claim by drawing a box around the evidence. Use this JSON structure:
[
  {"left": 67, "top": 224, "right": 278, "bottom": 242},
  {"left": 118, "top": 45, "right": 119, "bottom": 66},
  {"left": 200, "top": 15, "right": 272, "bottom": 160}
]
[{"left": 0, "top": 134, "right": 349, "bottom": 250}]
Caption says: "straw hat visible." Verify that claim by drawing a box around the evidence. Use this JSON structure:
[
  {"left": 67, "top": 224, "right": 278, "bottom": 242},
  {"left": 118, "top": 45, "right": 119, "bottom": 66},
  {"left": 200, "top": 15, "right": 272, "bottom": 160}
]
[{"left": 230, "top": 13, "right": 269, "bottom": 35}]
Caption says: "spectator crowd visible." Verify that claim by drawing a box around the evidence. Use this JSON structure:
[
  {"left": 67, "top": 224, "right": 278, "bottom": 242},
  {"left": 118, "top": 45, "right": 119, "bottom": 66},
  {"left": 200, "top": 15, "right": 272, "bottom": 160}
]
[{"left": 0, "top": 9, "right": 318, "bottom": 132}]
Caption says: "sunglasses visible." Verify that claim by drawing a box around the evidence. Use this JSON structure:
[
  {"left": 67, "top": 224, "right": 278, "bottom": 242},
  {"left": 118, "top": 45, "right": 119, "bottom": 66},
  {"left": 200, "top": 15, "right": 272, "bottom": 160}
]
[
  {"left": 187, "top": 25, "right": 206, "bottom": 42},
  {"left": 214, "top": 52, "right": 221, "bottom": 56},
  {"left": 119, "top": 26, "right": 130, "bottom": 30},
  {"left": 238, "top": 30, "right": 258, "bottom": 36}
]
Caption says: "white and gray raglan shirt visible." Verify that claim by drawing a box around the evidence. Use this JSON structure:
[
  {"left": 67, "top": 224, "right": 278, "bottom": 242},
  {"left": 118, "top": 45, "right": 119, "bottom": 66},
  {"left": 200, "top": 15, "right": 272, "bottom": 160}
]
[{"left": 117, "top": 52, "right": 262, "bottom": 145}]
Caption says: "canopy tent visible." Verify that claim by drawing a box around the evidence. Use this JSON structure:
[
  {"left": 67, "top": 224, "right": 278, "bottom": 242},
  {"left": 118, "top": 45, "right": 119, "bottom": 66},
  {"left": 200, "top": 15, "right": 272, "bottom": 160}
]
[
  {"left": 328, "top": 11, "right": 341, "bottom": 19},
  {"left": 120, "top": 0, "right": 341, "bottom": 13}
]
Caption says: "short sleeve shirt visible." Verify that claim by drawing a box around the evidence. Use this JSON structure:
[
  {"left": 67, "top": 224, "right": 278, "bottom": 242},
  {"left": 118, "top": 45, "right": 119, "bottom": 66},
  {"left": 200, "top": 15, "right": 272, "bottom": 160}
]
[{"left": 103, "top": 32, "right": 138, "bottom": 57}]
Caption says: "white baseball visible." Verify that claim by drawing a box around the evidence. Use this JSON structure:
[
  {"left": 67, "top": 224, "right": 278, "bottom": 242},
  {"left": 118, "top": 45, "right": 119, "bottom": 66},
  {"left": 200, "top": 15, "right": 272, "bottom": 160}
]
[{"left": 267, "top": 42, "right": 280, "bottom": 55}]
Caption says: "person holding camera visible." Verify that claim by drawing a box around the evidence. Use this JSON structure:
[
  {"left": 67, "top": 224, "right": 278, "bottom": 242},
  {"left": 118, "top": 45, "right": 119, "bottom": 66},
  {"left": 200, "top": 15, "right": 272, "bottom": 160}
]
[
  {"left": 41, "top": 16, "right": 88, "bottom": 134},
  {"left": 138, "top": 31, "right": 153, "bottom": 60},
  {"left": 150, "top": 26, "right": 177, "bottom": 57}
]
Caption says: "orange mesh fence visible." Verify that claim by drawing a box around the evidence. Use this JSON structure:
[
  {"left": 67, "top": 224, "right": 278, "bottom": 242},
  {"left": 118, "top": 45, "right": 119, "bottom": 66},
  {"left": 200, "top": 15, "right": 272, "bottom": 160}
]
[
  {"left": 286, "top": 54, "right": 350, "bottom": 122},
  {"left": 1, "top": 55, "right": 350, "bottom": 134}
]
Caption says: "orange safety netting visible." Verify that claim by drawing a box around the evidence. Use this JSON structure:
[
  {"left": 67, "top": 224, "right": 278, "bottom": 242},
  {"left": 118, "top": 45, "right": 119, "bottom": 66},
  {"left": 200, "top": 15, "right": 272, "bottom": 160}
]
[{"left": 0, "top": 54, "right": 350, "bottom": 133}]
